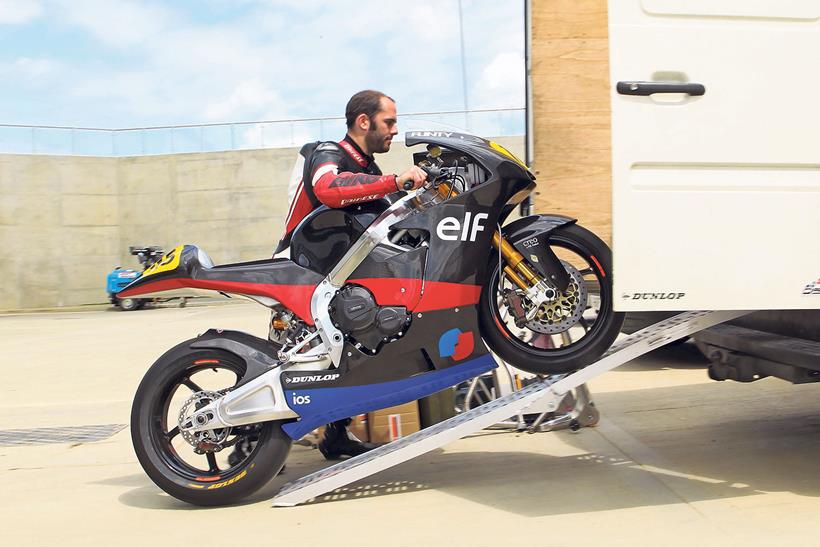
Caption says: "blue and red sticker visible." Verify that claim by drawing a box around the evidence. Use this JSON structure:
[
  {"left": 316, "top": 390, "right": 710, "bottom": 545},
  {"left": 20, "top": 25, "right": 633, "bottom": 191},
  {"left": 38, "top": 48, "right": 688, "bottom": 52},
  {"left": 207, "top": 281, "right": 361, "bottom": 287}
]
[{"left": 438, "top": 329, "right": 475, "bottom": 361}]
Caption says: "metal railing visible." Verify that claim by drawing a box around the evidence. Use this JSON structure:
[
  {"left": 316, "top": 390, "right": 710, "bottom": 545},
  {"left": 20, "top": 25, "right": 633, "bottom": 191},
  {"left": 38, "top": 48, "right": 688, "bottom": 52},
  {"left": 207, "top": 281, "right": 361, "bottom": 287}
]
[{"left": 0, "top": 108, "right": 524, "bottom": 157}]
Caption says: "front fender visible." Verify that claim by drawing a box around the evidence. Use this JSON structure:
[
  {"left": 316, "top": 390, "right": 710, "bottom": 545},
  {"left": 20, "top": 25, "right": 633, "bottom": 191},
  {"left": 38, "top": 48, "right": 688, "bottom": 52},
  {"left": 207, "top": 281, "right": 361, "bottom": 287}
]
[
  {"left": 501, "top": 214, "right": 577, "bottom": 291},
  {"left": 190, "top": 329, "right": 280, "bottom": 388}
]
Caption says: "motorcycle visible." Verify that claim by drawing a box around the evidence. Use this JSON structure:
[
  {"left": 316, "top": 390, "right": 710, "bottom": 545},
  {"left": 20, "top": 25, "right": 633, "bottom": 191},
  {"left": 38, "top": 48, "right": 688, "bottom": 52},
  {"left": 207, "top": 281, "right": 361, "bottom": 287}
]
[
  {"left": 122, "top": 131, "right": 624, "bottom": 505},
  {"left": 106, "top": 246, "right": 189, "bottom": 311}
]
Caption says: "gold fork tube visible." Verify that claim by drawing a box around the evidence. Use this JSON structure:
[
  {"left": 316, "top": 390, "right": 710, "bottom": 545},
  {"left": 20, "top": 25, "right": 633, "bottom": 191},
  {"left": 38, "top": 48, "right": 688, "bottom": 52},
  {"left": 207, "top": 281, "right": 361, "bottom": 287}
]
[
  {"left": 503, "top": 265, "right": 530, "bottom": 291},
  {"left": 491, "top": 232, "right": 541, "bottom": 290}
]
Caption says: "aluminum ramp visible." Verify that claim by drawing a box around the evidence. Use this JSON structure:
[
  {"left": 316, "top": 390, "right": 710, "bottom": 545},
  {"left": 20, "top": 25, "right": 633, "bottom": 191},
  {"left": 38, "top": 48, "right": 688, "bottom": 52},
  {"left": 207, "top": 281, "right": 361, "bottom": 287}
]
[{"left": 273, "top": 310, "right": 748, "bottom": 506}]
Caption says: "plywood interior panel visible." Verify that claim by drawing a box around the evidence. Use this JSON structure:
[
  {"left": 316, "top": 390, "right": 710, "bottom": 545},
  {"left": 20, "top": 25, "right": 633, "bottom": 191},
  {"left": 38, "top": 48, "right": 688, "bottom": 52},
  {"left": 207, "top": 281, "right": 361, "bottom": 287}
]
[{"left": 531, "top": 0, "right": 612, "bottom": 243}]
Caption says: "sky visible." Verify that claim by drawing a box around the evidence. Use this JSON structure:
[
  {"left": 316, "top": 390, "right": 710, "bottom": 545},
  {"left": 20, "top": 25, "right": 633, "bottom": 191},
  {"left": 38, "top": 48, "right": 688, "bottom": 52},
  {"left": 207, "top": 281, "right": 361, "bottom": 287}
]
[{"left": 0, "top": 0, "right": 525, "bottom": 130}]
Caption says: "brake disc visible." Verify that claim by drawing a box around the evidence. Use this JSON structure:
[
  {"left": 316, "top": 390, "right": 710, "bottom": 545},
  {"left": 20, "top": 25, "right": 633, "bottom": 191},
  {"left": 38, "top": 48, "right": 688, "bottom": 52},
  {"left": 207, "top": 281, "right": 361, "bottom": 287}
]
[
  {"left": 521, "top": 260, "right": 588, "bottom": 334},
  {"left": 178, "top": 390, "right": 231, "bottom": 453}
]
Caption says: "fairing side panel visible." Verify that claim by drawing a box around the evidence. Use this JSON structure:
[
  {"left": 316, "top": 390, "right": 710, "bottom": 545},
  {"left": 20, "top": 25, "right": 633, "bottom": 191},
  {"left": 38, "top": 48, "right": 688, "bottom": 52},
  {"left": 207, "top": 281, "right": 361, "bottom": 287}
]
[{"left": 282, "top": 353, "right": 496, "bottom": 439}]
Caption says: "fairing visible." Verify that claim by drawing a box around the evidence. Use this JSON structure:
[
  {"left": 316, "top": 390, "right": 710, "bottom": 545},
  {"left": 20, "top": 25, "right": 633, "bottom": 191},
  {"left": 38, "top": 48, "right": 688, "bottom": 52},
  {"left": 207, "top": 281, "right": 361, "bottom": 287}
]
[{"left": 122, "top": 131, "right": 538, "bottom": 428}]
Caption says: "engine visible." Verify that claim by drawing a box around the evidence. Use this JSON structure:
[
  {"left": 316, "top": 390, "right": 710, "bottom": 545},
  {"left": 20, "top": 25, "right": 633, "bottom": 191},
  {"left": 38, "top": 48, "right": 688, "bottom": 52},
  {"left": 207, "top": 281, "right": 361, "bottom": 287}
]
[{"left": 329, "top": 285, "right": 410, "bottom": 352}]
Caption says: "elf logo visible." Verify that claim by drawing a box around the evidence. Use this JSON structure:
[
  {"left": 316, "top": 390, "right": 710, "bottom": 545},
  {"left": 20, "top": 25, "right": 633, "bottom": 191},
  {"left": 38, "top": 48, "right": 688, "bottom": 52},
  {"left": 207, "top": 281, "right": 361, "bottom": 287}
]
[
  {"left": 290, "top": 393, "right": 311, "bottom": 405},
  {"left": 436, "top": 212, "right": 489, "bottom": 242}
]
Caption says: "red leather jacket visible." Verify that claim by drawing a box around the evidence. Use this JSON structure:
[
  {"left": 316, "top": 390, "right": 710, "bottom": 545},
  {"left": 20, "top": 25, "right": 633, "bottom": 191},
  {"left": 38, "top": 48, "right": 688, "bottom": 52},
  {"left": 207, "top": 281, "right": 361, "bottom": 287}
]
[{"left": 279, "top": 135, "right": 397, "bottom": 251}]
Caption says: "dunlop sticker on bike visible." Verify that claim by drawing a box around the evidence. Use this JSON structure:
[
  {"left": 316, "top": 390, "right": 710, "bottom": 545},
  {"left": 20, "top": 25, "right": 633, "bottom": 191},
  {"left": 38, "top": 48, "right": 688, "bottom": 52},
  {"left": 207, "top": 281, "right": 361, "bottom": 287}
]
[
  {"left": 143, "top": 245, "right": 183, "bottom": 277},
  {"left": 206, "top": 469, "right": 248, "bottom": 490}
]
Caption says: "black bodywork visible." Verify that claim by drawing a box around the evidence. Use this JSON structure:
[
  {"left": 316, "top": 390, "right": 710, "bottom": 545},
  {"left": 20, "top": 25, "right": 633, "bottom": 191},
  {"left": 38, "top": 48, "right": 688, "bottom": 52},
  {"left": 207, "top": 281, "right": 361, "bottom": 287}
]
[{"left": 123, "top": 132, "right": 577, "bottom": 405}]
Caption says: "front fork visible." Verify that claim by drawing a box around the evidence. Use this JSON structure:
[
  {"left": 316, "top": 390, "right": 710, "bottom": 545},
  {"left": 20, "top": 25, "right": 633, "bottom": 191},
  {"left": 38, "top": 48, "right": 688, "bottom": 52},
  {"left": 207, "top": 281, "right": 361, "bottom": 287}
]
[{"left": 491, "top": 232, "right": 542, "bottom": 291}]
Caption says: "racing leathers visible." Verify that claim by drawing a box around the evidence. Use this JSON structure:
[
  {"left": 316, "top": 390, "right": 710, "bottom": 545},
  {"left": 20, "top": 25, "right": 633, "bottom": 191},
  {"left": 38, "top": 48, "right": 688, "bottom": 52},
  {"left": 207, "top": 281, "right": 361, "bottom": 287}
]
[
  {"left": 276, "top": 135, "right": 391, "bottom": 459},
  {"left": 278, "top": 135, "right": 397, "bottom": 252}
]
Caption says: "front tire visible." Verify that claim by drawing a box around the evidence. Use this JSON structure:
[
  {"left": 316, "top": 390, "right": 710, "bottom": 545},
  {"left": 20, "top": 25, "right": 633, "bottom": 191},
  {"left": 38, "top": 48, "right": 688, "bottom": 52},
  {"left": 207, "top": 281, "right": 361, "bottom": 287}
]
[
  {"left": 131, "top": 342, "right": 291, "bottom": 506},
  {"left": 479, "top": 223, "right": 624, "bottom": 375}
]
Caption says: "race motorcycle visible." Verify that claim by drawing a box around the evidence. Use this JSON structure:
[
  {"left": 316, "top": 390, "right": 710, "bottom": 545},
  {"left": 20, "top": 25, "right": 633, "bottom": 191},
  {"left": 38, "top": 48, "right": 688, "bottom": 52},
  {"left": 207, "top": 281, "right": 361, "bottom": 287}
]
[
  {"left": 123, "top": 131, "right": 624, "bottom": 505},
  {"left": 106, "top": 246, "right": 188, "bottom": 311}
]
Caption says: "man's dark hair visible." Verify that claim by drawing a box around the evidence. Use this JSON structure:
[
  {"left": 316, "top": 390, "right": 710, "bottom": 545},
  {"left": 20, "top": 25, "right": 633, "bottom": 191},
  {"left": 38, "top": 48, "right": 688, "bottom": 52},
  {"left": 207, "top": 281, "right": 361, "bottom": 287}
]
[{"left": 345, "top": 90, "right": 395, "bottom": 129}]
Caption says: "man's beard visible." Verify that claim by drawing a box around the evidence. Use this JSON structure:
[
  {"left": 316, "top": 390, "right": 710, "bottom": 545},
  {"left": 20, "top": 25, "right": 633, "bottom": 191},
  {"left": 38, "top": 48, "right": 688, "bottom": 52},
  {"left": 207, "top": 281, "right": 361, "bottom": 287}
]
[{"left": 365, "top": 127, "right": 390, "bottom": 154}]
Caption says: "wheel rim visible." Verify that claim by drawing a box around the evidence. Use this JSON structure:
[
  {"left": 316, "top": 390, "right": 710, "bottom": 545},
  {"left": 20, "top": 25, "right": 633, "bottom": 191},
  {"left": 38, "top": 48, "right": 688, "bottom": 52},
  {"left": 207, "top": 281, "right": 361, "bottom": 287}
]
[
  {"left": 147, "top": 356, "right": 265, "bottom": 482},
  {"left": 489, "top": 234, "right": 611, "bottom": 355}
]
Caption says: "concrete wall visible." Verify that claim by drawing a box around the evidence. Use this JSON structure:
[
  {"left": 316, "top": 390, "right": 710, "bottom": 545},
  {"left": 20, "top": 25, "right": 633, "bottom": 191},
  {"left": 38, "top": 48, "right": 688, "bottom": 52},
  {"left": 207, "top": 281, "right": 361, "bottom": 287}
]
[
  {"left": 0, "top": 135, "right": 523, "bottom": 310},
  {"left": 0, "top": 155, "right": 118, "bottom": 308}
]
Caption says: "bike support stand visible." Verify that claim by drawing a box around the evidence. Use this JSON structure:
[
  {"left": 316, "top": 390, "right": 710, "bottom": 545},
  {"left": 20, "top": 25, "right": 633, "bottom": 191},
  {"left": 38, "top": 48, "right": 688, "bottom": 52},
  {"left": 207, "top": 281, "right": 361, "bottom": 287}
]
[
  {"left": 466, "top": 361, "right": 598, "bottom": 434},
  {"left": 526, "top": 383, "right": 599, "bottom": 433},
  {"left": 273, "top": 310, "right": 749, "bottom": 507}
]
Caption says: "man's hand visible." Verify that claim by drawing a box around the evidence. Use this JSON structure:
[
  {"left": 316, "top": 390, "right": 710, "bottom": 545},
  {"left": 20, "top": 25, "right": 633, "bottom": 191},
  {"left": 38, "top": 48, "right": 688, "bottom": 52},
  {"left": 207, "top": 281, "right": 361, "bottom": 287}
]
[{"left": 396, "top": 166, "right": 428, "bottom": 191}]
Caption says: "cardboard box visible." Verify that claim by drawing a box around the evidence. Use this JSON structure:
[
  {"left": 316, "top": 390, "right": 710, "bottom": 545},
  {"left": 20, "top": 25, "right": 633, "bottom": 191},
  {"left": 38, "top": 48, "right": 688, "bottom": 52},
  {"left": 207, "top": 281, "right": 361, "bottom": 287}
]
[
  {"left": 304, "top": 404, "right": 419, "bottom": 447},
  {"left": 368, "top": 401, "right": 420, "bottom": 444}
]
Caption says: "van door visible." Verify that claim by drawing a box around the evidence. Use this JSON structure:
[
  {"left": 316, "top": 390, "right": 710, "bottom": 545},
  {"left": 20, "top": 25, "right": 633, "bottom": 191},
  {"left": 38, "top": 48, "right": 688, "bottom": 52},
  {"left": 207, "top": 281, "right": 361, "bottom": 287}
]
[{"left": 609, "top": 0, "right": 820, "bottom": 311}]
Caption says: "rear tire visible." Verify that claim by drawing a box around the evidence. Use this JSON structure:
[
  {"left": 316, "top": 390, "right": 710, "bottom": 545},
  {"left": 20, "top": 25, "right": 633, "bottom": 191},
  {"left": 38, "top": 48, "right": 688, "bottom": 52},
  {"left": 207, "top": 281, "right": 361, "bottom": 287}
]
[
  {"left": 479, "top": 223, "right": 624, "bottom": 375},
  {"left": 130, "top": 343, "right": 290, "bottom": 506}
]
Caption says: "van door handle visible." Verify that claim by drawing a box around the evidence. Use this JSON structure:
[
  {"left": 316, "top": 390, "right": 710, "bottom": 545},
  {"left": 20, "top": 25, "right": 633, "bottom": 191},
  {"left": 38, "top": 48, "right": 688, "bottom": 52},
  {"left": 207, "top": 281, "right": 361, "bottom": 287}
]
[{"left": 616, "top": 81, "right": 706, "bottom": 96}]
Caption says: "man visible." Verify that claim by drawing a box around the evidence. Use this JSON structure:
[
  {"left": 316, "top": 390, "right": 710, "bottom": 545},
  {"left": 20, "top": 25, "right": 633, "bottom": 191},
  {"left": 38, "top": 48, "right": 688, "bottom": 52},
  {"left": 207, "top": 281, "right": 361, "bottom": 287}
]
[
  {"left": 282, "top": 90, "right": 428, "bottom": 459},
  {"left": 229, "top": 91, "right": 426, "bottom": 466},
  {"left": 277, "top": 89, "right": 427, "bottom": 254}
]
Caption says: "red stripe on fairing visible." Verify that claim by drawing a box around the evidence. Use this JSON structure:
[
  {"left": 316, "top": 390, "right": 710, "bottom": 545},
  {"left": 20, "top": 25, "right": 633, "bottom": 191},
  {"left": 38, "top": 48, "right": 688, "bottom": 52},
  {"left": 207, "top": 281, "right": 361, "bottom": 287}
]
[
  {"left": 348, "top": 278, "right": 422, "bottom": 309},
  {"left": 415, "top": 281, "right": 481, "bottom": 312},
  {"left": 119, "top": 278, "right": 317, "bottom": 325},
  {"left": 348, "top": 278, "right": 481, "bottom": 312}
]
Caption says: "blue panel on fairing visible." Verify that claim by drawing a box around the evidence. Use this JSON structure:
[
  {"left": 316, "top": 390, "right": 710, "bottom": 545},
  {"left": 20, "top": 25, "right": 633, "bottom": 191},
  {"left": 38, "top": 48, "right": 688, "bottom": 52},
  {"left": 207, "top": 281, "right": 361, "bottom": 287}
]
[{"left": 281, "top": 353, "right": 497, "bottom": 439}]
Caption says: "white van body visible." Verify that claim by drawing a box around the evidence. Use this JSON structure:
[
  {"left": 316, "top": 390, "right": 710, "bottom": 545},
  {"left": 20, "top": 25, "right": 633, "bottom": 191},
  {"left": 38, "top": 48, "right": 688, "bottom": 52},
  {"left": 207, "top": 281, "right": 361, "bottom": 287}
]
[{"left": 609, "top": 0, "right": 820, "bottom": 311}]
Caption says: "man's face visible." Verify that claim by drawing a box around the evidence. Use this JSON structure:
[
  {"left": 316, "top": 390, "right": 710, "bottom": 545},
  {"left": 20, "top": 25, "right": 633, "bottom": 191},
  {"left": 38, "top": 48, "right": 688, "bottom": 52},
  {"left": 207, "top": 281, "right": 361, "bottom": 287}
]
[{"left": 365, "top": 97, "right": 398, "bottom": 154}]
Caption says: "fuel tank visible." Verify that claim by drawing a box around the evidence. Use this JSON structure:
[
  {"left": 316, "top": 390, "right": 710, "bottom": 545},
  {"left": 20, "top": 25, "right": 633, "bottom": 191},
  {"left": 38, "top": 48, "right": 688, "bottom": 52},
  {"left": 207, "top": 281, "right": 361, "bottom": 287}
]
[{"left": 289, "top": 200, "right": 390, "bottom": 275}]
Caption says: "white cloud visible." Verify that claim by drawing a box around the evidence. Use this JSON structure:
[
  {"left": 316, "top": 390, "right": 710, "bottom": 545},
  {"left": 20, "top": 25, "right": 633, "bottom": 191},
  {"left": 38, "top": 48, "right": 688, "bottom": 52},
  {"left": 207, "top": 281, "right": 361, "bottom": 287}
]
[
  {"left": 56, "top": 0, "right": 175, "bottom": 48},
  {"left": 0, "top": 0, "right": 42, "bottom": 24},
  {"left": 471, "top": 51, "right": 525, "bottom": 109},
  {"left": 1, "top": 57, "right": 61, "bottom": 90},
  {"left": 2, "top": 0, "right": 524, "bottom": 130},
  {"left": 204, "top": 79, "right": 287, "bottom": 121},
  {"left": 12, "top": 57, "right": 56, "bottom": 77}
]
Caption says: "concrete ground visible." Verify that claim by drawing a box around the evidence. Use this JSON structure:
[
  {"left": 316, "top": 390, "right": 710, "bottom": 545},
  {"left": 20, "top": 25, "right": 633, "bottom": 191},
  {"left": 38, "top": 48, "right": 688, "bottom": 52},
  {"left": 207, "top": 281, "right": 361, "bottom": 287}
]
[{"left": 2, "top": 302, "right": 820, "bottom": 546}]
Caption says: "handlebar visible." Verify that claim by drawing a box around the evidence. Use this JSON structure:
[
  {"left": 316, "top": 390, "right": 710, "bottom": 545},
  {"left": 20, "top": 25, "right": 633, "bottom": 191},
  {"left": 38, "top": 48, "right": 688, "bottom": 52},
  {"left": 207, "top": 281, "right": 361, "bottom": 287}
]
[{"left": 402, "top": 158, "right": 443, "bottom": 190}]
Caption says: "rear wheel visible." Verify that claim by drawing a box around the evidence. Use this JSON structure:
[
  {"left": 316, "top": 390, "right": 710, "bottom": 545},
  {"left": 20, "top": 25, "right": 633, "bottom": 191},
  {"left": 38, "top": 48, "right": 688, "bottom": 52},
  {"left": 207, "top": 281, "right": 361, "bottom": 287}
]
[
  {"left": 131, "top": 344, "right": 290, "bottom": 506},
  {"left": 479, "top": 224, "right": 624, "bottom": 375}
]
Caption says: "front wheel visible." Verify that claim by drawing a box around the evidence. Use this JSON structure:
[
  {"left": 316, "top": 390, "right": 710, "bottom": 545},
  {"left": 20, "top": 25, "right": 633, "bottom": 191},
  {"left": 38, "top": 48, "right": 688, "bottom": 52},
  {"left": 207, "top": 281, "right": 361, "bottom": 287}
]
[
  {"left": 479, "top": 223, "right": 624, "bottom": 375},
  {"left": 131, "top": 343, "right": 291, "bottom": 506},
  {"left": 118, "top": 297, "right": 140, "bottom": 311}
]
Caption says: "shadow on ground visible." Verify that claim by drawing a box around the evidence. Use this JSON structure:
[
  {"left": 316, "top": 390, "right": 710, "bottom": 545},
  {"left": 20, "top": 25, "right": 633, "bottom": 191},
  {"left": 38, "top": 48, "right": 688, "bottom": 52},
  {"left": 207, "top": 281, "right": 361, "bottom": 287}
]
[
  {"left": 614, "top": 340, "right": 710, "bottom": 371},
  {"left": 112, "top": 376, "right": 820, "bottom": 516}
]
